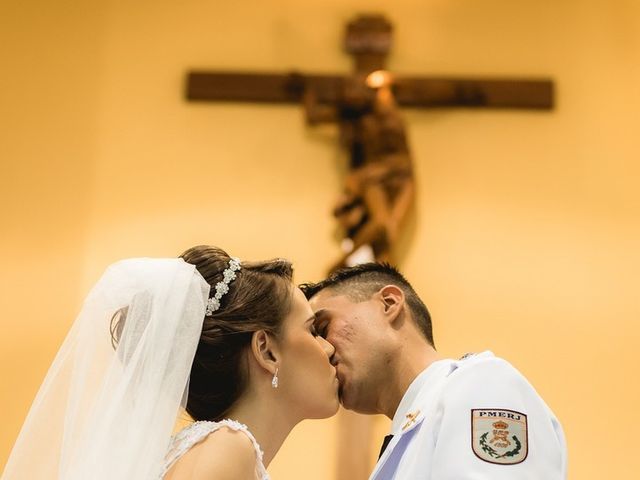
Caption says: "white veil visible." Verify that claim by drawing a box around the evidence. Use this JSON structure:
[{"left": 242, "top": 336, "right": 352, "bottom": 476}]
[{"left": 2, "top": 258, "right": 210, "bottom": 479}]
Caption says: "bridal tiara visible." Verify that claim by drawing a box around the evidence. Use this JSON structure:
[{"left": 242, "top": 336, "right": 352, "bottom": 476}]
[{"left": 205, "top": 257, "right": 241, "bottom": 316}]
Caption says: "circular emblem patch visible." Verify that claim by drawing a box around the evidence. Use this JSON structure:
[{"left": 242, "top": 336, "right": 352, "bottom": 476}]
[{"left": 471, "top": 409, "right": 528, "bottom": 465}]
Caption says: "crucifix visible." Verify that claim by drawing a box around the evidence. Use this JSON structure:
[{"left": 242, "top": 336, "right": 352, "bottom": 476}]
[
  {"left": 186, "top": 14, "right": 553, "bottom": 272},
  {"left": 185, "top": 13, "right": 553, "bottom": 479}
]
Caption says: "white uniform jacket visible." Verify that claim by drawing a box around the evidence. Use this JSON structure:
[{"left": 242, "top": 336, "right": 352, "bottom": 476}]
[{"left": 369, "top": 351, "right": 567, "bottom": 480}]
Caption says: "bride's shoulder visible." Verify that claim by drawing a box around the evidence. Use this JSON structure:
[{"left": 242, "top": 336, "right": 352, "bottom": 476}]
[
  {"left": 165, "top": 421, "right": 259, "bottom": 480},
  {"left": 196, "top": 425, "right": 257, "bottom": 477}
]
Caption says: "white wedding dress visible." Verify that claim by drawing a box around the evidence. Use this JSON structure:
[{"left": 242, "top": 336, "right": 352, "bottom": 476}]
[{"left": 161, "top": 419, "right": 270, "bottom": 480}]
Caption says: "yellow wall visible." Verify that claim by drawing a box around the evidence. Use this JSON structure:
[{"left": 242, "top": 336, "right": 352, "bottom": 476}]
[{"left": 1, "top": 0, "right": 638, "bottom": 478}]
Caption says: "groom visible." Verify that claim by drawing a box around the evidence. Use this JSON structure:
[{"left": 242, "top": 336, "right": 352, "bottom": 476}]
[{"left": 301, "top": 263, "right": 567, "bottom": 479}]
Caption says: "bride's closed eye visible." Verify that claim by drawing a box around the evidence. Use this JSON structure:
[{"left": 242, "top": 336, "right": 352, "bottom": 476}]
[{"left": 312, "top": 322, "right": 328, "bottom": 338}]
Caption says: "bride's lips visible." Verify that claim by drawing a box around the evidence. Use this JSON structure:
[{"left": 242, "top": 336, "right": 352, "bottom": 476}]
[{"left": 335, "top": 368, "right": 346, "bottom": 394}]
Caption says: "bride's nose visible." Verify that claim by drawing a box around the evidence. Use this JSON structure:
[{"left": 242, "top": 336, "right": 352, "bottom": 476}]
[{"left": 318, "top": 336, "right": 335, "bottom": 358}]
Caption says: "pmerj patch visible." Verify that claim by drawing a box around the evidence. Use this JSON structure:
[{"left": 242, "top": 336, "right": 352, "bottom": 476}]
[{"left": 471, "top": 409, "right": 528, "bottom": 465}]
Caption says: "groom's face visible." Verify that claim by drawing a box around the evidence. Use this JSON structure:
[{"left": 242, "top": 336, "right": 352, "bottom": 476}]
[{"left": 309, "top": 288, "right": 390, "bottom": 414}]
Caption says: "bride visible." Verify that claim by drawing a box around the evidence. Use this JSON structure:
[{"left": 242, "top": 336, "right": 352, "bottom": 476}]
[{"left": 2, "top": 245, "right": 339, "bottom": 479}]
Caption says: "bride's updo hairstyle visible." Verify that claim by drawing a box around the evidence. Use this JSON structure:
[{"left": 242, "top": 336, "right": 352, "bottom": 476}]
[{"left": 180, "top": 245, "right": 294, "bottom": 422}]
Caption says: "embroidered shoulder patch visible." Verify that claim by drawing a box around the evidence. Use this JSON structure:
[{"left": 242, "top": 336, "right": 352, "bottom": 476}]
[{"left": 471, "top": 409, "right": 528, "bottom": 465}]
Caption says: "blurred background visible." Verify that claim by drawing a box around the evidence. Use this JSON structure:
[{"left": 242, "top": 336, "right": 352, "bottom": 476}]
[{"left": 1, "top": 0, "right": 638, "bottom": 478}]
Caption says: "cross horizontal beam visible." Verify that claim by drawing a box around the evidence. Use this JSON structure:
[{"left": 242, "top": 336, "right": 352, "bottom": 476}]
[{"left": 186, "top": 71, "right": 553, "bottom": 109}]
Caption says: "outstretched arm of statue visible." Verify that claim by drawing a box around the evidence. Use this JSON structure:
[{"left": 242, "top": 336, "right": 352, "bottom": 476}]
[{"left": 303, "top": 86, "right": 338, "bottom": 125}]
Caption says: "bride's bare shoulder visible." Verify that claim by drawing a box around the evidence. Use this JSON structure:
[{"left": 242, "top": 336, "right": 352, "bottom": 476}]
[{"left": 165, "top": 426, "right": 257, "bottom": 480}]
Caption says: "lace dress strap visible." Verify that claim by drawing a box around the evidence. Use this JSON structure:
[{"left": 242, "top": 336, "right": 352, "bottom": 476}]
[{"left": 161, "top": 419, "right": 269, "bottom": 479}]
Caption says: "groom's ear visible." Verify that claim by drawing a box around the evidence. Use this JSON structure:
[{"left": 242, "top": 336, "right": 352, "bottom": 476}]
[
  {"left": 250, "top": 330, "right": 279, "bottom": 375},
  {"left": 378, "top": 285, "right": 405, "bottom": 324}
]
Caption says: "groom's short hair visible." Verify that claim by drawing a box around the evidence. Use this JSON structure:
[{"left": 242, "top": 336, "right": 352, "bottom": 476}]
[{"left": 300, "top": 263, "right": 434, "bottom": 347}]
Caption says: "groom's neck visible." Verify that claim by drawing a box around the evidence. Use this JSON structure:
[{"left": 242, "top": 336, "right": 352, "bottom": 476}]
[{"left": 377, "top": 339, "right": 440, "bottom": 420}]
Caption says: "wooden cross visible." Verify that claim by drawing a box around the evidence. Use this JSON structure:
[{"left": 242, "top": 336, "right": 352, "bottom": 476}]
[
  {"left": 184, "top": 14, "right": 553, "bottom": 479},
  {"left": 186, "top": 16, "right": 553, "bottom": 109},
  {"left": 185, "top": 14, "right": 553, "bottom": 267}
]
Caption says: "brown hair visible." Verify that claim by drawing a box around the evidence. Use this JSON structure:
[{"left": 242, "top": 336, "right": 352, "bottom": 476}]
[
  {"left": 300, "top": 262, "right": 434, "bottom": 347},
  {"left": 179, "top": 245, "right": 294, "bottom": 421}
]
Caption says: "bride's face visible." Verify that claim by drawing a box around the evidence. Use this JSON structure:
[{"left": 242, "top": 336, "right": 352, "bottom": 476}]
[{"left": 277, "top": 286, "right": 340, "bottom": 419}]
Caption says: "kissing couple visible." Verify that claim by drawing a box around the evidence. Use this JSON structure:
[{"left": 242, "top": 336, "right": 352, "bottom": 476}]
[{"left": 2, "top": 244, "right": 566, "bottom": 479}]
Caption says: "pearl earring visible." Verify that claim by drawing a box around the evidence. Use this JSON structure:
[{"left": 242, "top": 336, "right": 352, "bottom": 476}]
[{"left": 271, "top": 368, "right": 279, "bottom": 389}]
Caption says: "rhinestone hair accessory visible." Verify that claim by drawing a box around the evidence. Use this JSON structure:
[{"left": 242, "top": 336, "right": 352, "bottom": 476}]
[{"left": 205, "top": 257, "right": 241, "bottom": 316}]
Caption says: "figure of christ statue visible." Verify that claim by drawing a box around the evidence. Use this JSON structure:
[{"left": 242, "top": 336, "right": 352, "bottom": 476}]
[{"left": 303, "top": 17, "right": 415, "bottom": 271}]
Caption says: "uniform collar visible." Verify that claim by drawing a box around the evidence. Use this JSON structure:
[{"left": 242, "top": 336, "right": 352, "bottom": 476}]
[{"left": 390, "top": 358, "right": 455, "bottom": 434}]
